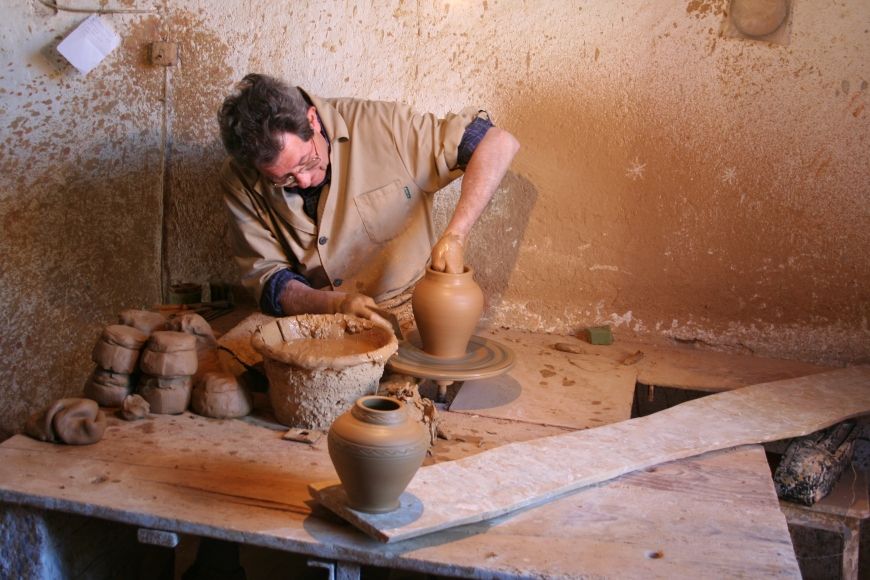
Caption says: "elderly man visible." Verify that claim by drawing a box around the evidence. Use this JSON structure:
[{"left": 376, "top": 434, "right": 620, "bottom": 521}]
[{"left": 218, "top": 74, "right": 519, "bottom": 320}]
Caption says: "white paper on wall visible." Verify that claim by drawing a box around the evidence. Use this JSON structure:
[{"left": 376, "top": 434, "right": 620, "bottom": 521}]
[{"left": 57, "top": 14, "right": 121, "bottom": 75}]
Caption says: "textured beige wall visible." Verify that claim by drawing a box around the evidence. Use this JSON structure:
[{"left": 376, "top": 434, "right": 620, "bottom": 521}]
[
  {"left": 0, "top": 0, "right": 165, "bottom": 439},
  {"left": 1, "top": 0, "right": 868, "bottom": 437}
]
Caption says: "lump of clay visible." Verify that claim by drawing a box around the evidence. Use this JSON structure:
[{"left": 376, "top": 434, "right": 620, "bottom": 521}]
[
  {"left": 119, "top": 394, "right": 150, "bottom": 421},
  {"left": 139, "top": 374, "right": 193, "bottom": 414},
  {"left": 140, "top": 331, "right": 198, "bottom": 377},
  {"left": 92, "top": 324, "right": 148, "bottom": 373},
  {"left": 194, "top": 348, "right": 223, "bottom": 379},
  {"left": 168, "top": 313, "right": 222, "bottom": 378},
  {"left": 119, "top": 309, "right": 168, "bottom": 334},
  {"left": 191, "top": 372, "right": 252, "bottom": 419},
  {"left": 24, "top": 398, "right": 106, "bottom": 445},
  {"left": 379, "top": 373, "right": 439, "bottom": 446},
  {"left": 168, "top": 313, "right": 219, "bottom": 350},
  {"left": 83, "top": 367, "right": 132, "bottom": 407}
]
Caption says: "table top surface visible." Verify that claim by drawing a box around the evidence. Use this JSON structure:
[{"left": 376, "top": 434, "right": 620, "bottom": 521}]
[
  {"left": 0, "top": 320, "right": 815, "bottom": 578},
  {"left": 0, "top": 415, "right": 800, "bottom": 578}
]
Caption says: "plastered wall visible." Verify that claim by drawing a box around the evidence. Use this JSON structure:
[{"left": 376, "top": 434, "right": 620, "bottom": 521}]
[{"left": 1, "top": 0, "right": 868, "bottom": 438}]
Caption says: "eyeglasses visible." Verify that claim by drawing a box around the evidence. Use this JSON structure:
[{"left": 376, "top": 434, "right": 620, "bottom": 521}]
[{"left": 269, "top": 136, "right": 321, "bottom": 188}]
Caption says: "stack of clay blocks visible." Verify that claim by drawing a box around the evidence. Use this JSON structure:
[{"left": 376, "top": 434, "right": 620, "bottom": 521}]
[
  {"left": 138, "top": 331, "right": 198, "bottom": 414},
  {"left": 84, "top": 309, "right": 168, "bottom": 409},
  {"left": 85, "top": 324, "right": 149, "bottom": 406}
]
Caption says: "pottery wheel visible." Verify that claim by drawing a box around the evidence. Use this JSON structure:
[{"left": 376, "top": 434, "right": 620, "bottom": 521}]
[{"left": 387, "top": 331, "right": 516, "bottom": 383}]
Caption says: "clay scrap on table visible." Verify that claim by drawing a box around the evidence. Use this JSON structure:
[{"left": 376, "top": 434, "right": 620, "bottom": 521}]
[
  {"left": 311, "top": 366, "right": 870, "bottom": 543},
  {"left": 119, "top": 394, "right": 150, "bottom": 421},
  {"left": 24, "top": 398, "right": 107, "bottom": 445},
  {"left": 378, "top": 373, "right": 439, "bottom": 446}
]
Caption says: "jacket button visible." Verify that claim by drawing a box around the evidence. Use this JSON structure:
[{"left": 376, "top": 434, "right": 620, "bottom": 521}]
[
  {"left": 334, "top": 278, "right": 343, "bottom": 287},
  {"left": 318, "top": 236, "right": 328, "bottom": 245}
]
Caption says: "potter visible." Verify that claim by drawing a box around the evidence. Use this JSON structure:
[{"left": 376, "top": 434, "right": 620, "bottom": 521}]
[{"left": 218, "top": 74, "right": 519, "bottom": 329}]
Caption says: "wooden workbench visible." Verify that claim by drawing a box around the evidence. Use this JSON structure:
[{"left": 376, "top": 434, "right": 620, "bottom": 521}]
[
  {"left": 0, "top": 411, "right": 799, "bottom": 578},
  {"left": 0, "top": 322, "right": 816, "bottom": 578}
]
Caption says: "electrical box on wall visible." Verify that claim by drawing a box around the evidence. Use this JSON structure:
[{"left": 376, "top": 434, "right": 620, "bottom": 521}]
[
  {"left": 150, "top": 42, "right": 177, "bottom": 66},
  {"left": 722, "top": 0, "right": 792, "bottom": 46}
]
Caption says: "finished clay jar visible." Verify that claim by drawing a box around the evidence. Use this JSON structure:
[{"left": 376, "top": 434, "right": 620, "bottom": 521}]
[
  {"left": 327, "top": 396, "right": 429, "bottom": 513},
  {"left": 412, "top": 265, "right": 484, "bottom": 358}
]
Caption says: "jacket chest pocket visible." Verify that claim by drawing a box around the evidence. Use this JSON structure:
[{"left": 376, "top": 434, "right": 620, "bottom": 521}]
[{"left": 353, "top": 180, "right": 421, "bottom": 244}]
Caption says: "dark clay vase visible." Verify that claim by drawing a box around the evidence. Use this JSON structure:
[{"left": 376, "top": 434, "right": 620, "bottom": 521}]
[
  {"left": 327, "top": 396, "right": 429, "bottom": 513},
  {"left": 412, "top": 265, "right": 484, "bottom": 358}
]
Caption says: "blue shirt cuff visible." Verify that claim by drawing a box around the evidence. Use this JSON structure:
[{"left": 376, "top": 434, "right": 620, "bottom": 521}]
[
  {"left": 260, "top": 269, "right": 311, "bottom": 316},
  {"left": 457, "top": 113, "right": 494, "bottom": 168}
]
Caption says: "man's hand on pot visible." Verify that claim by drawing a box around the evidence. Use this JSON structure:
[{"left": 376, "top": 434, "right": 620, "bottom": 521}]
[{"left": 431, "top": 232, "right": 465, "bottom": 273}]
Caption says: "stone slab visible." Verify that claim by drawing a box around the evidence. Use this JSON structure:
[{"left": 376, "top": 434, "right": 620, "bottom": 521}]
[
  {"left": 560, "top": 331, "right": 832, "bottom": 392},
  {"left": 312, "top": 366, "right": 870, "bottom": 542}
]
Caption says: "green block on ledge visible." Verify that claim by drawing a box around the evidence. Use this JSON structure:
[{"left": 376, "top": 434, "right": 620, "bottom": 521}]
[{"left": 583, "top": 325, "right": 613, "bottom": 345}]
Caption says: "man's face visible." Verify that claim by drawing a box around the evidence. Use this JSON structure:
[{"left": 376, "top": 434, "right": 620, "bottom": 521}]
[{"left": 257, "top": 106, "right": 328, "bottom": 189}]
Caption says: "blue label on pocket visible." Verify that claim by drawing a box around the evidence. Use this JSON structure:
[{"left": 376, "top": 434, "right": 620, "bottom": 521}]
[{"left": 403, "top": 186, "right": 412, "bottom": 199}]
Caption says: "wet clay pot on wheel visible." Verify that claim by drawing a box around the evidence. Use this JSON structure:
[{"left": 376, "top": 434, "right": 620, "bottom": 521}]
[
  {"left": 328, "top": 396, "right": 429, "bottom": 513},
  {"left": 412, "top": 266, "right": 484, "bottom": 358}
]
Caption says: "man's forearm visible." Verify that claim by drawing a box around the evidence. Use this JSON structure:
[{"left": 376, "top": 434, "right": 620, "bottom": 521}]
[
  {"left": 444, "top": 126, "right": 520, "bottom": 240},
  {"left": 277, "top": 280, "right": 380, "bottom": 321},
  {"left": 278, "top": 280, "right": 342, "bottom": 316}
]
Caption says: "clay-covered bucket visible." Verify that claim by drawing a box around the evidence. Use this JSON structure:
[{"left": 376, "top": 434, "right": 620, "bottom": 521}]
[{"left": 251, "top": 314, "right": 398, "bottom": 429}]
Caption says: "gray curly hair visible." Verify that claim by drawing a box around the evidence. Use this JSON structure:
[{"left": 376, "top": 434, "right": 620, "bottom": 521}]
[{"left": 218, "top": 73, "right": 314, "bottom": 168}]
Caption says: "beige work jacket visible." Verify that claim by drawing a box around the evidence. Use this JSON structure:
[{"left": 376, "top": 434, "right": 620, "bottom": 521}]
[{"left": 220, "top": 91, "right": 480, "bottom": 305}]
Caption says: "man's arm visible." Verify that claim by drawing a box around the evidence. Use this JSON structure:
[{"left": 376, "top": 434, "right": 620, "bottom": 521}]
[
  {"left": 431, "top": 126, "right": 520, "bottom": 273},
  {"left": 278, "top": 279, "right": 380, "bottom": 319}
]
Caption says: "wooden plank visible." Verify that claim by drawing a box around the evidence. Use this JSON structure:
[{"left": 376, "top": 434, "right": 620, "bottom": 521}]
[
  {"left": 439, "top": 445, "right": 799, "bottom": 579},
  {"left": 311, "top": 366, "right": 870, "bottom": 542}
]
